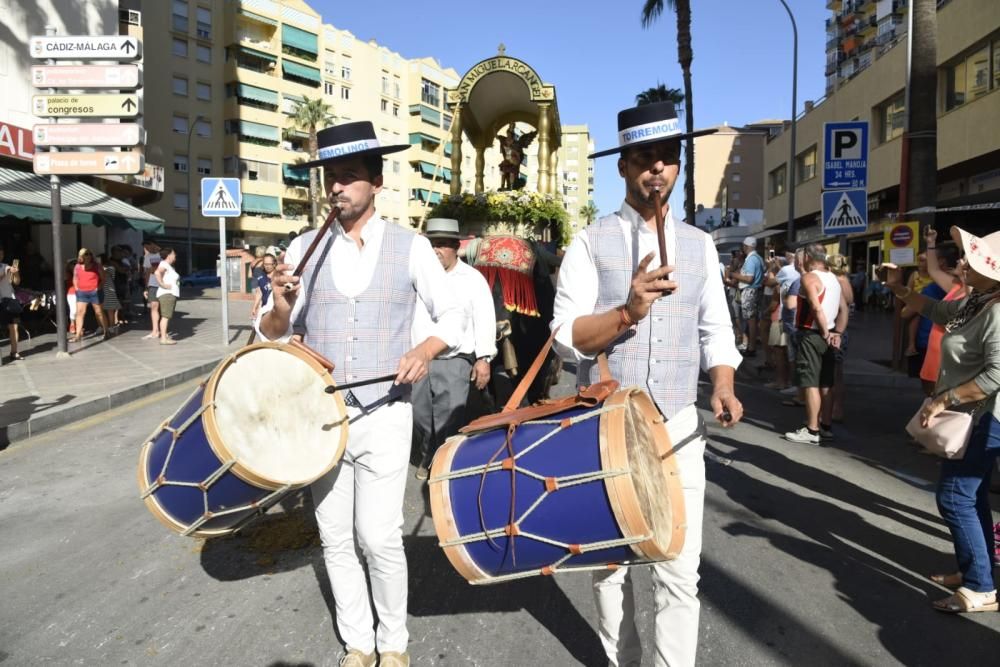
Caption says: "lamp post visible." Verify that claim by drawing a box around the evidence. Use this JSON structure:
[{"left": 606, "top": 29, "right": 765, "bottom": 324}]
[
  {"left": 777, "top": 0, "right": 798, "bottom": 245},
  {"left": 185, "top": 114, "right": 205, "bottom": 275}
]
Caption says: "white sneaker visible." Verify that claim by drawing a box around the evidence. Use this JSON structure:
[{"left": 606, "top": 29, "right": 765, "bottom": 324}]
[
  {"left": 737, "top": 342, "right": 748, "bottom": 351},
  {"left": 780, "top": 386, "right": 799, "bottom": 396},
  {"left": 784, "top": 426, "right": 820, "bottom": 445}
]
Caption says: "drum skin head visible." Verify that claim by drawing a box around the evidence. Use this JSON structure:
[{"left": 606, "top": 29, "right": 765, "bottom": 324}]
[{"left": 206, "top": 344, "right": 349, "bottom": 487}]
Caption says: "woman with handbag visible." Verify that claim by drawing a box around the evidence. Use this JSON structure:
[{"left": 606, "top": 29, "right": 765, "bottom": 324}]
[
  {"left": 0, "top": 243, "right": 23, "bottom": 362},
  {"left": 884, "top": 226, "right": 1000, "bottom": 614}
]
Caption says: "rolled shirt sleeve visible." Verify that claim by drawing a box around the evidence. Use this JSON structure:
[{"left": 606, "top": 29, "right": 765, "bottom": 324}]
[
  {"left": 253, "top": 237, "right": 304, "bottom": 343},
  {"left": 551, "top": 229, "right": 600, "bottom": 361},
  {"left": 699, "top": 240, "right": 743, "bottom": 372},
  {"left": 410, "top": 235, "right": 462, "bottom": 351}
]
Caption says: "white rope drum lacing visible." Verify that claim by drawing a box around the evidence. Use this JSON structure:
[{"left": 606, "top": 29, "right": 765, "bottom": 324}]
[
  {"left": 139, "top": 391, "right": 292, "bottom": 537},
  {"left": 432, "top": 403, "right": 653, "bottom": 582}
]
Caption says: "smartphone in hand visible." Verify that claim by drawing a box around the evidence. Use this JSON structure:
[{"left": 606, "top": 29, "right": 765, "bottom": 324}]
[{"left": 11, "top": 258, "right": 19, "bottom": 270}]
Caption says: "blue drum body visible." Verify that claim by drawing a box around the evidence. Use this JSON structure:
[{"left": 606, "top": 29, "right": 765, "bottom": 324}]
[
  {"left": 138, "top": 383, "right": 284, "bottom": 537},
  {"left": 430, "top": 387, "right": 685, "bottom": 584}
]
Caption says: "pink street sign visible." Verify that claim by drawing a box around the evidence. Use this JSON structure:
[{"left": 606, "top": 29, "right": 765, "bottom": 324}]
[
  {"left": 33, "top": 123, "right": 145, "bottom": 147},
  {"left": 33, "top": 150, "right": 145, "bottom": 176},
  {"left": 30, "top": 65, "right": 141, "bottom": 89}
]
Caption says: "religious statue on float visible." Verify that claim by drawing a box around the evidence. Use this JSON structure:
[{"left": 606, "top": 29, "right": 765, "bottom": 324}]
[{"left": 495, "top": 123, "right": 537, "bottom": 190}]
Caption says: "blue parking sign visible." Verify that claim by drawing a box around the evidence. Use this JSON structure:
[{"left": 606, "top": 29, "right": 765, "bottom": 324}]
[
  {"left": 201, "top": 178, "right": 241, "bottom": 217},
  {"left": 823, "top": 121, "right": 868, "bottom": 190}
]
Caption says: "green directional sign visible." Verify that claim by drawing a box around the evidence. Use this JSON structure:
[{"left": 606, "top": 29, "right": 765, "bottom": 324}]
[{"left": 32, "top": 94, "right": 141, "bottom": 118}]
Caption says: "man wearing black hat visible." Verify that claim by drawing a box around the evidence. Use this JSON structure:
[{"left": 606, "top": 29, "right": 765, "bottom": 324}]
[
  {"left": 552, "top": 101, "right": 743, "bottom": 666},
  {"left": 411, "top": 218, "right": 497, "bottom": 480},
  {"left": 257, "top": 121, "right": 462, "bottom": 667}
]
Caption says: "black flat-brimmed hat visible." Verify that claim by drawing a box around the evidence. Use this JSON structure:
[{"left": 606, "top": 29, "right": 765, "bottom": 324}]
[
  {"left": 291, "top": 120, "right": 409, "bottom": 170},
  {"left": 588, "top": 101, "right": 718, "bottom": 159}
]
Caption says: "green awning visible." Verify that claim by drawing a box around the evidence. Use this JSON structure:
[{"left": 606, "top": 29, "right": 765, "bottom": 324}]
[
  {"left": 281, "top": 24, "right": 318, "bottom": 56},
  {"left": 239, "top": 46, "right": 276, "bottom": 63},
  {"left": 238, "top": 121, "right": 280, "bottom": 142},
  {"left": 410, "top": 104, "right": 441, "bottom": 126},
  {"left": 283, "top": 164, "right": 310, "bottom": 184},
  {"left": 242, "top": 193, "right": 281, "bottom": 215},
  {"left": 417, "top": 162, "right": 436, "bottom": 177},
  {"left": 429, "top": 191, "right": 443, "bottom": 205},
  {"left": 409, "top": 132, "right": 440, "bottom": 145},
  {"left": 238, "top": 8, "right": 277, "bottom": 26},
  {"left": 282, "top": 60, "right": 321, "bottom": 84},
  {"left": 444, "top": 142, "right": 453, "bottom": 157},
  {"left": 0, "top": 166, "right": 164, "bottom": 233},
  {"left": 237, "top": 83, "right": 278, "bottom": 105}
]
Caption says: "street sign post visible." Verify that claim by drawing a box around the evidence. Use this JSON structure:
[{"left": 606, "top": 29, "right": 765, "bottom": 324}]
[
  {"left": 823, "top": 121, "right": 869, "bottom": 190},
  {"left": 33, "top": 150, "right": 144, "bottom": 175},
  {"left": 29, "top": 35, "right": 141, "bottom": 60},
  {"left": 201, "top": 178, "right": 243, "bottom": 346},
  {"left": 33, "top": 123, "right": 145, "bottom": 147},
  {"left": 822, "top": 189, "right": 868, "bottom": 235},
  {"left": 30, "top": 64, "right": 141, "bottom": 89},
  {"left": 33, "top": 93, "right": 141, "bottom": 118}
]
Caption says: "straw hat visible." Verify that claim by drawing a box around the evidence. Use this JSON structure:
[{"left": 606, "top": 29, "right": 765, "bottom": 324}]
[{"left": 953, "top": 226, "right": 1000, "bottom": 282}]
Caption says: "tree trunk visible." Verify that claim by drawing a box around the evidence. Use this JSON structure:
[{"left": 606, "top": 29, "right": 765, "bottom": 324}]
[
  {"left": 905, "top": 0, "right": 937, "bottom": 231},
  {"left": 309, "top": 128, "right": 320, "bottom": 228},
  {"left": 675, "top": 1, "right": 696, "bottom": 225}
]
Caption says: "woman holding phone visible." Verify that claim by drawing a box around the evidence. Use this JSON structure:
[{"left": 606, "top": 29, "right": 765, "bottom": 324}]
[{"left": 0, "top": 244, "right": 22, "bottom": 362}]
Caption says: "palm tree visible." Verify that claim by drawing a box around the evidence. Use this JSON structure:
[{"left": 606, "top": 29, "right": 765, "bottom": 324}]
[
  {"left": 642, "top": 0, "right": 696, "bottom": 226},
  {"left": 635, "top": 83, "right": 684, "bottom": 107},
  {"left": 290, "top": 96, "right": 334, "bottom": 227},
  {"left": 579, "top": 202, "right": 599, "bottom": 226}
]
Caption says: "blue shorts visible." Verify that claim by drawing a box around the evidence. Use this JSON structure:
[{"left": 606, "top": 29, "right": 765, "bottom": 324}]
[{"left": 76, "top": 289, "right": 101, "bottom": 305}]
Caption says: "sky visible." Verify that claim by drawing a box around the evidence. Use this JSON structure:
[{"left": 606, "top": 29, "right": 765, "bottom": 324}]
[{"left": 311, "top": 0, "right": 830, "bottom": 220}]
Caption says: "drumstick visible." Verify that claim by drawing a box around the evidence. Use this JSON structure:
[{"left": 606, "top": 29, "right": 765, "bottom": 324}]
[
  {"left": 324, "top": 373, "right": 398, "bottom": 394},
  {"left": 284, "top": 204, "right": 342, "bottom": 291}
]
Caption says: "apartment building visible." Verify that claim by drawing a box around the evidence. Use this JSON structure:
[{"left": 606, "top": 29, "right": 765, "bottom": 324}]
[
  {"left": 693, "top": 121, "right": 783, "bottom": 216},
  {"left": 825, "top": 0, "right": 909, "bottom": 96},
  {"left": 764, "top": 0, "right": 1000, "bottom": 259},
  {"left": 406, "top": 57, "right": 459, "bottom": 227},
  {"left": 558, "top": 125, "right": 595, "bottom": 227}
]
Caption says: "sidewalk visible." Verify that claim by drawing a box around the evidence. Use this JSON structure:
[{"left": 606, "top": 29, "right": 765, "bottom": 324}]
[
  {"left": 840, "top": 309, "right": 919, "bottom": 389},
  {"left": 1, "top": 288, "right": 253, "bottom": 447}
]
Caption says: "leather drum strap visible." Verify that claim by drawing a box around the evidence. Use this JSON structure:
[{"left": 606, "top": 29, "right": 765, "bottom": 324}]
[
  {"left": 501, "top": 326, "right": 615, "bottom": 413},
  {"left": 288, "top": 338, "right": 336, "bottom": 372}
]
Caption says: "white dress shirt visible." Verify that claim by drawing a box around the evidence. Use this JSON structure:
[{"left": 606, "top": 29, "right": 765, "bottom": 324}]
[
  {"left": 412, "top": 259, "right": 496, "bottom": 360},
  {"left": 551, "top": 201, "right": 742, "bottom": 372},
  {"left": 255, "top": 216, "right": 462, "bottom": 349}
]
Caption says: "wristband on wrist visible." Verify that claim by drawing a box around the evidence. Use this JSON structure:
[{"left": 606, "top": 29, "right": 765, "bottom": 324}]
[{"left": 617, "top": 304, "right": 635, "bottom": 329}]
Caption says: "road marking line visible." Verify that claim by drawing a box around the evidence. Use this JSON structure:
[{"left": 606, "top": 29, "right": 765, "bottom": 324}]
[
  {"left": 103, "top": 340, "right": 157, "bottom": 373},
  {"left": 16, "top": 361, "right": 39, "bottom": 395}
]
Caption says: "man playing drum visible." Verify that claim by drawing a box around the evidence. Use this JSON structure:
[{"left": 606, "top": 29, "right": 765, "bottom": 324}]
[
  {"left": 552, "top": 101, "right": 744, "bottom": 667},
  {"left": 256, "top": 121, "right": 461, "bottom": 667}
]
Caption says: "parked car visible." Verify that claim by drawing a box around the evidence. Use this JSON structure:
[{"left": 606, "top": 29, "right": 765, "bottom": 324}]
[{"left": 179, "top": 269, "right": 221, "bottom": 288}]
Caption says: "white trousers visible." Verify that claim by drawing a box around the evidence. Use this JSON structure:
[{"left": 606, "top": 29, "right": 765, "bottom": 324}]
[
  {"left": 311, "top": 400, "right": 412, "bottom": 655},
  {"left": 592, "top": 404, "right": 707, "bottom": 667}
]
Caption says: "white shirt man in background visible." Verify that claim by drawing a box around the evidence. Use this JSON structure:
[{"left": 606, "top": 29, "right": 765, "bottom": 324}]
[{"left": 411, "top": 218, "right": 496, "bottom": 480}]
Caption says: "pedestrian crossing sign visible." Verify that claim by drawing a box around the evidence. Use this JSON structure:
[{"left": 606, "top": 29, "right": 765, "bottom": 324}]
[
  {"left": 201, "top": 177, "right": 241, "bottom": 217},
  {"left": 821, "top": 188, "right": 868, "bottom": 235}
]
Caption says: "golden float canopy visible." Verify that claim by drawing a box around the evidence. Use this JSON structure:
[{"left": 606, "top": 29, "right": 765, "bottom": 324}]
[{"left": 446, "top": 47, "right": 562, "bottom": 195}]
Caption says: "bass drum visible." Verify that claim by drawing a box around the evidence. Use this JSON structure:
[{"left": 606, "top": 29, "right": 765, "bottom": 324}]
[
  {"left": 430, "top": 386, "right": 685, "bottom": 584},
  {"left": 137, "top": 343, "right": 348, "bottom": 537}
]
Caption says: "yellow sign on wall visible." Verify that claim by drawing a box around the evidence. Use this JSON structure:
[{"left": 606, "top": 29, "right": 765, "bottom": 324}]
[
  {"left": 32, "top": 94, "right": 141, "bottom": 118},
  {"left": 883, "top": 221, "right": 920, "bottom": 266}
]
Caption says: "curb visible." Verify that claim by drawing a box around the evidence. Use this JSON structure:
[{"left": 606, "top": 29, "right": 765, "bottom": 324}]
[{"left": 2, "top": 358, "right": 223, "bottom": 446}]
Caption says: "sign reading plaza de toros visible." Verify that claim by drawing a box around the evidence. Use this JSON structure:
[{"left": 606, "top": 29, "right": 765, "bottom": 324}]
[{"left": 453, "top": 56, "right": 551, "bottom": 101}]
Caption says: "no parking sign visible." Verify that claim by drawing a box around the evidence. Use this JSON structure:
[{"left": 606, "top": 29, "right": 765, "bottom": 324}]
[{"left": 884, "top": 222, "right": 919, "bottom": 266}]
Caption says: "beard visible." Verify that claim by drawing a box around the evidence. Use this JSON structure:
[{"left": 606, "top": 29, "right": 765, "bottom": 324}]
[{"left": 627, "top": 179, "right": 673, "bottom": 210}]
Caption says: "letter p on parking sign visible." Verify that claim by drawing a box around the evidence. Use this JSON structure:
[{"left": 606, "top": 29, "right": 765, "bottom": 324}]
[{"left": 823, "top": 121, "right": 868, "bottom": 190}]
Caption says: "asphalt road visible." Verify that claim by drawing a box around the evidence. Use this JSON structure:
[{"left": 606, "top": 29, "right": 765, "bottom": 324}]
[{"left": 2, "top": 370, "right": 999, "bottom": 666}]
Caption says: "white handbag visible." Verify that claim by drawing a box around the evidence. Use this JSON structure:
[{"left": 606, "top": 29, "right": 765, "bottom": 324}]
[{"left": 905, "top": 398, "right": 974, "bottom": 460}]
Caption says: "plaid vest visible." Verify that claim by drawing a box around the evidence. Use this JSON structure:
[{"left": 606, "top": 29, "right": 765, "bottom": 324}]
[
  {"left": 577, "top": 215, "right": 708, "bottom": 419},
  {"left": 296, "top": 222, "right": 416, "bottom": 406}
]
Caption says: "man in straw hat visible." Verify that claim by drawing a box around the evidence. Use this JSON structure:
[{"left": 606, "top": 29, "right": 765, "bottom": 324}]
[
  {"left": 551, "top": 101, "right": 744, "bottom": 666},
  {"left": 256, "top": 121, "right": 462, "bottom": 667},
  {"left": 411, "top": 218, "right": 496, "bottom": 481}
]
